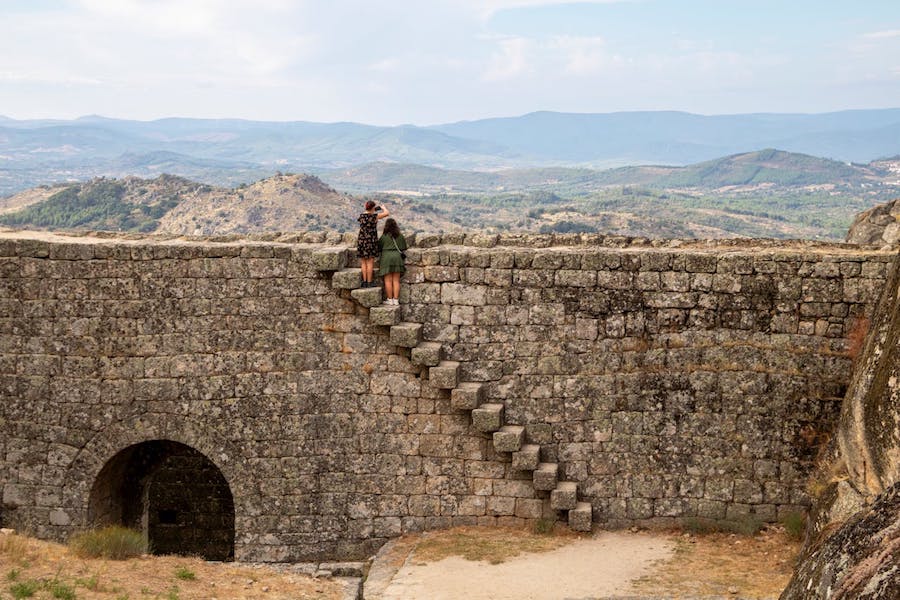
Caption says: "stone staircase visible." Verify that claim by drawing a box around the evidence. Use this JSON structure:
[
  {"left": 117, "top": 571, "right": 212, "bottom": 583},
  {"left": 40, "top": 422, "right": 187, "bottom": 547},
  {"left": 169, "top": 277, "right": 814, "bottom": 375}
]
[{"left": 318, "top": 252, "right": 592, "bottom": 532}]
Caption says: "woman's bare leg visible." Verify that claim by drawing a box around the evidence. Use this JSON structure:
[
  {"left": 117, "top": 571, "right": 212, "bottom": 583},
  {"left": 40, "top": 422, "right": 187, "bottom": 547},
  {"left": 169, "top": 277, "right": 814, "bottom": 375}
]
[
  {"left": 360, "top": 258, "right": 373, "bottom": 282},
  {"left": 389, "top": 273, "right": 401, "bottom": 299}
]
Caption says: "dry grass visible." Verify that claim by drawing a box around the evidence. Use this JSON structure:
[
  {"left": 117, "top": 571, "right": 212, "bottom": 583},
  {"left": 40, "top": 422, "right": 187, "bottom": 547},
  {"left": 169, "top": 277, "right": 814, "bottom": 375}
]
[
  {"left": 411, "top": 525, "right": 577, "bottom": 566},
  {"left": 0, "top": 532, "right": 343, "bottom": 600},
  {"left": 69, "top": 527, "right": 145, "bottom": 561},
  {"left": 631, "top": 525, "right": 801, "bottom": 599}
]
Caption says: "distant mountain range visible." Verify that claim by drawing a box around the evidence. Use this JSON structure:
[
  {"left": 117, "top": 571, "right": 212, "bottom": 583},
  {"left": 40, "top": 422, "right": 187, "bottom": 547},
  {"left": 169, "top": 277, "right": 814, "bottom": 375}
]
[
  {"left": 320, "top": 149, "right": 895, "bottom": 194},
  {"left": 432, "top": 109, "right": 900, "bottom": 165},
  {"left": 2, "top": 109, "right": 900, "bottom": 196}
]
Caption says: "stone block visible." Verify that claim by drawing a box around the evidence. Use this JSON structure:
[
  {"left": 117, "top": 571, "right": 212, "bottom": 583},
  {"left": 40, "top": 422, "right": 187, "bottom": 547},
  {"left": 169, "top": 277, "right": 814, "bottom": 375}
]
[
  {"left": 555, "top": 269, "right": 596, "bottom": 287},
  {"left": 551, "top": 481, "right": 578, "bottom": 511},
  {"left": 369, "top": 305, "right": 401, "bottom": 327},
  {"left": 49, "top": 509, "right": 70, "bottom": 526},
  {"left": 441, "top": 283, "right": 487, "bottom": 306},
  {"left": 515, "top": 498, "right": 543, "bottom": 519},
  {"left": 311, "top": 248, "right": 347, "bottom": 271},
  {"left": 696, "top": 500, "right": 727, "bottom": 520},
  {"left": 534, "top": 462, "right": 558, "bottom": 491},
  {"left": 458, "top": 495, "right": 487, "bottom": 516},
  {"left": 487, "top": 496, "right": 516, "bottom": 516},
  {"left": 320, "top": 562, "right": 366, "bottom": 578},
  {"left": 493, "top": 425, "right": 525, "bottom": 453},
  {"left": 569, "top": 502, "right": 592, "bottom": 532},
  {"left": 350, "top": 286, "right": 383, "bottom": 308},
  {"left": 410, "top": 342, "right": 443, "bottom": 367},
  {"left": 429, "top": 361, "right": 459, "bottom": 389},
  {"left": 424, "top": 266, "right": 459, "bottom": 282},
  {"left": 332, "top": 269, "right": 361, "bottom": 289},
  {"left": 472, "top": 403, "right": 504, "bottom": 432},
  {"left": 450, "top": 382, "right": 484, "bottom": 410},
  {"left": 390, "top": 322, "right": 422, "bottom": 348},
  {"left": 733, "top": 479, "right": 764, "bottom": 504},
  {"left": 450, "top": 305, "right": 475, "bottom": 325},
  {"left": 512, "top": 444, "right": 541, "bottom": 471}
]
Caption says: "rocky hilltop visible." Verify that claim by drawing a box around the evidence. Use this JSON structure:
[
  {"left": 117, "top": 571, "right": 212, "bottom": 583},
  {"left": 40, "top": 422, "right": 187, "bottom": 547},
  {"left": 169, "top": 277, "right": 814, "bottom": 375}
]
[
  {"left": 155, "top": 173, "right": 354, "bottom": 235},
  {"left": 846, "top": 197, "right": 900, "bottom": 248}
]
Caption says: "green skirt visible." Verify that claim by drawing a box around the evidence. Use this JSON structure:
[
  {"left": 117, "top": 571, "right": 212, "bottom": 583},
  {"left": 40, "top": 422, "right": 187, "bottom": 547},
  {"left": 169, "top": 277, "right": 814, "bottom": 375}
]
[{"left": 378, "top": 250, "right": 405, "bottom": 276}]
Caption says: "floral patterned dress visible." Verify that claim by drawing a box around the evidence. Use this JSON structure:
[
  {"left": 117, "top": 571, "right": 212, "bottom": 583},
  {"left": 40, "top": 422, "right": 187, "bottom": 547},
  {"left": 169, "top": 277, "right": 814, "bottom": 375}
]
[{"left": 357, "top": 212, "right": 378, "bottom": 258}]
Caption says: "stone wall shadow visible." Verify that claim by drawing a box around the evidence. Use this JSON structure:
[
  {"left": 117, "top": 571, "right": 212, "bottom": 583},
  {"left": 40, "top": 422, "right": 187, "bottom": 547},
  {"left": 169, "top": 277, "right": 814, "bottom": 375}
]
[{"left": 88, "top": 440, "right": 235, "bottom": 561}]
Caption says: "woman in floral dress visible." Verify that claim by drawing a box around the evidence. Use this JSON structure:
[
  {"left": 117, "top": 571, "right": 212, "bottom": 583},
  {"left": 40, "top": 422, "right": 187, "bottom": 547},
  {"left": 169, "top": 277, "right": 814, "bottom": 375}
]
[{"left": 357, "top": 200, "right": 389, "bottom": 287}]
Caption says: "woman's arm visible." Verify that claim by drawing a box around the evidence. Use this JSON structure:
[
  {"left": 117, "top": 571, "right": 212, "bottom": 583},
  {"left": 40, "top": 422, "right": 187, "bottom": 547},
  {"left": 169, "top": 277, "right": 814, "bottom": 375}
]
[{"left": 377, "top": 205, "right": 390, "bottom": 219}]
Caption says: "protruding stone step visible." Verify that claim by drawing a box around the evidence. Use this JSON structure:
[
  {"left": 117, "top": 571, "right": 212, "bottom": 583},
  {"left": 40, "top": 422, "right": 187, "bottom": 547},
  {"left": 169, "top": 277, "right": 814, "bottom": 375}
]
[
  {"left": 350, "top": 286, "right": 383, "bottom": 308},
  {"left": 311, "top": 248, "right": 347, "bottom": 271},
  {"left": 332, "top": 269, "right": 362, "bottom": 289},
  {"left": 569, "top": 501, "right": 593, "bottom": 532},
  {"left": 511, "top": 444, "right": 540, "bottom": 471},
  {"left": 450, "top": 382, "right": 484, "bottom": 411},
  {"left": 410, "top": 342, "right": 443, "bottom": 367},
  {"left": 471, "top": 403, "right": 504, "bottom": 433},
  {"left": 550, "top": 481, "right": 578, "bottom": 511},
  {"left": 389, "top": 322, "right": 422, "bottom": 348},
  {"left": 493, "top": 425, "right": 525, "bottom": 453},
  {"left": 369, "top": 305, "right": 401, "bottom": 327},
  {"left": 533, "top": 462, "right": 559, "bottom": 491},
  {"left": 429, "top": 360, "right": 459, "bottom": 389}
]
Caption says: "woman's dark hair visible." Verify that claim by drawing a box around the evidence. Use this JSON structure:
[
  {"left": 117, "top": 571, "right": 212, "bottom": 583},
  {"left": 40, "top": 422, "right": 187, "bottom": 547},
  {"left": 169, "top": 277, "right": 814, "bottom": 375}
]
[
  {"left": 364, "top": 200, "right": 376, "bottom": 211},
  {"left": 383, "top": 218, "right": 400, "bottom": 238}
]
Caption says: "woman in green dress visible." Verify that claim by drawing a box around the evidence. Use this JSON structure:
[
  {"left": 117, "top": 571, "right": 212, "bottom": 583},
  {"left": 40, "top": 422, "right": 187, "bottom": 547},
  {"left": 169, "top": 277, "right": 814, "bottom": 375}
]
[{"left": 377, "top": 218, "right": 407, "bottom": 305}]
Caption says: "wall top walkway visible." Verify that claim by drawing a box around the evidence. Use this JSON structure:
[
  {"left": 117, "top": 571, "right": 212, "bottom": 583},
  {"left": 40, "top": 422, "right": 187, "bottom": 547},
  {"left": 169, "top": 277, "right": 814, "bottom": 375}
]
[{"left": 1, "top": 228, "right": 896, "bottom": 257}]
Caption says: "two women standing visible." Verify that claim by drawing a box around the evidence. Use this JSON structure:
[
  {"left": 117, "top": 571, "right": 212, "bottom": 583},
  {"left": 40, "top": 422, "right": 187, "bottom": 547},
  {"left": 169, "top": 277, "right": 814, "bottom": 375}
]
[{"left": 356, "top": 200, "right": 407, "bottom": 305}]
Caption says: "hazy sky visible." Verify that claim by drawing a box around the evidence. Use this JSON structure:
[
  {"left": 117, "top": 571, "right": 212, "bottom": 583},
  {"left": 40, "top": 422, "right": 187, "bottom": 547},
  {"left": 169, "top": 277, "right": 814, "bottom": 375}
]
[{"left": 2, "top": 0, "right": 899, "bottom": 124}]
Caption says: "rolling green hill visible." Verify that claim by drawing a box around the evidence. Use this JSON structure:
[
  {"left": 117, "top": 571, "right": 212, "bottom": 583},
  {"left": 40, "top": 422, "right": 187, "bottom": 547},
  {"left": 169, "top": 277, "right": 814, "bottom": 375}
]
[{"left": 0, "top": 175, "right": 206, "bottom": 232}]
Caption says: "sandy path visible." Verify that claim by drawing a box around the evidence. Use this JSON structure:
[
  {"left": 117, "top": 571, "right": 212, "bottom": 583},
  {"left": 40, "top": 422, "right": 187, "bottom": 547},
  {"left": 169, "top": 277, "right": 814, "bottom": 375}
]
[{"left": 377, "top": 532, "right": 674, "bottom": 600}]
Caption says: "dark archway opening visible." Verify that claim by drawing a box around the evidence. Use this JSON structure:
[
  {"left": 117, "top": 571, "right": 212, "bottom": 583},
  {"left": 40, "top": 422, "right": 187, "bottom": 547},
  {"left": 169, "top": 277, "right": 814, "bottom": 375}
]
[{"left": 88, "top": 440, "right": 235, "bottom": 561}]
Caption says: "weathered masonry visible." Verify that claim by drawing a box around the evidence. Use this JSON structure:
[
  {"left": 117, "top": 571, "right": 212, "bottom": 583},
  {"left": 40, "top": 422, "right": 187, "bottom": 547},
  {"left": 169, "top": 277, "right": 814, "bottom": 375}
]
[{"left": 0, "top": 231, "right": 894, "bottom": 562}]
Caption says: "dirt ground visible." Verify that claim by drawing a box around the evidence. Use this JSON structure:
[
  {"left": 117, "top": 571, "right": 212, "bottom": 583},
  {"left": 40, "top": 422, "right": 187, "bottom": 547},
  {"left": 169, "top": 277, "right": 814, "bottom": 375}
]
[
  {"left": 370, "top": 525, "right": 801, "bottom": 600},
  {"left": 2, "top": 525, "right": 801, "bottom": 600},
  {"left": 0, "top": 532, "right": 343, "bottom": 600}
]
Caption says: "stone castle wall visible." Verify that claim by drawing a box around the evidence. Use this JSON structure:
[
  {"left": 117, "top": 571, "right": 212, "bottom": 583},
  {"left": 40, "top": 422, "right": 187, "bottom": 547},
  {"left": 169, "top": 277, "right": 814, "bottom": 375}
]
[{"left": 0, "top": 232, "right": 893, "bottom": 561}]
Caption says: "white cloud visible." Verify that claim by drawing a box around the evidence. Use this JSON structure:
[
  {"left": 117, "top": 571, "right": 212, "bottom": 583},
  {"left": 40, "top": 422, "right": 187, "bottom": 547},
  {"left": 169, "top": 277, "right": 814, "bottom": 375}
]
[
  {"left": 463, "top": 0, "right": 629, "bottom": 21},
  {"left": 0, "top": 0, "right": 897, "bottom": 123},
  {"left": 862, "top": 29, "right": 900, "bottom": 40},
  {"left": 368, "top": 58, "right": 401, "bottom": 73},
  {"left": 550, "top": 35, "right": 624, "bottom": 75},
  {"left": 482, "top": 36, "right": 532, "bottom": 81}
]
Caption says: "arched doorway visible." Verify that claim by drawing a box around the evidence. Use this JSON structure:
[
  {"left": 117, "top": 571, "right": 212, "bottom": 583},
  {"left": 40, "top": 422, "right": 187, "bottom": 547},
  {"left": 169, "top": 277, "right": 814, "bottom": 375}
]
[{"left": 88, "top": 440, "right": 235, "bottom": 561}]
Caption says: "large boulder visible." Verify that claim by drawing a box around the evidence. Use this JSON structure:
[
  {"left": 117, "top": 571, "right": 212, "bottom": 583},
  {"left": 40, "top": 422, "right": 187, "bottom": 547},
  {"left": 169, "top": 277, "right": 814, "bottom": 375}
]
[
  {"left": 780, "top": 482, "right": 900, "bottom": 599},
  {"left": 837, "top": 251, "right": 900, "bottom": 495},
  {"left": 846, "top": 199, "right": 900, "bottom": 247},
  {"left": 782, "top": 252, "right": 900, "bottom": 599}
]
